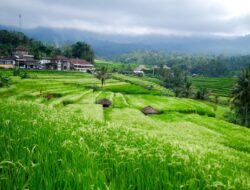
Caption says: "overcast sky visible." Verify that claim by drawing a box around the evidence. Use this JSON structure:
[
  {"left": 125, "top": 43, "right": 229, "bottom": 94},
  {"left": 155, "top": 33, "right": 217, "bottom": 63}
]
[{"left": 1, "top": 0, "right": 250, "bottom": 36}]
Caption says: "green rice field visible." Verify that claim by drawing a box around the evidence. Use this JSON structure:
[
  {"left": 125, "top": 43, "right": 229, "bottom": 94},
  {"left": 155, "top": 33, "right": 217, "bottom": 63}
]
[
  {"left": 190, "top": 77, "right": 236, "bottom": 97},
  {"left": 0, "top": 70, "right": 249, "bottom": 189},
  {"left": 95, "top": 59, "right": 139, "bottom": 71}
]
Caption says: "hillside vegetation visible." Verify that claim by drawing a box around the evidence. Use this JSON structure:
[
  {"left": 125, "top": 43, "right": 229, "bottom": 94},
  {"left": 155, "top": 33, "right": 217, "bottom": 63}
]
[
  {"left": 0, "top": 30, "right": 94, "bottom": 61},
  {"left": 190, "top": 77, "right": 236, "bottom": 97},
  {"left": 116, "top": 51, "right": 250, "bottom": 77},
  {"left": 0, "top": 70, "right": 249, "bottom": 189},
  {"left": 95, "top": 59, "right": 138, "bottom": 71}
]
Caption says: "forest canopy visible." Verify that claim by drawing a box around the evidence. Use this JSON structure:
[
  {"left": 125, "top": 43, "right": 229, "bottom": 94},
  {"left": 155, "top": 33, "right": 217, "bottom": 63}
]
[
  {"left": 0, "top": 30, "right": 94, "bottom": 62},
  {"left": 116, "top": 51, "right": 250, "bottom": 77}
]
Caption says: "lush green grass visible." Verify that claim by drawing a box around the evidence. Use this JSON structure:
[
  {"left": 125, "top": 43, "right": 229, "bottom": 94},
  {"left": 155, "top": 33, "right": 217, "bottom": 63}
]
[
  {"left": 95, "top": 59, "right": 138, "bottom": 71},
  {"left": 113, "top": 74, "right": 174, "bottom": 96},
  {"left": 126, "top": 95, "right": 215, "bottom": 117},
  {"left": 190, "top": 77, "right": 236, "bottom": 97},
  {"left": 0, "top": 70, "right": 249, "bottom": 189},
  {"left": 103, "top": 83, "right": 163, "bottom": 95}
]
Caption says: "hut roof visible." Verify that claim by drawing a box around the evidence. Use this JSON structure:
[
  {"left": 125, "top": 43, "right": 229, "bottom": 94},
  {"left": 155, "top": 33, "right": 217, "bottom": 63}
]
[
  {"left": 70, "top": 58, "right": 92, "bottom": 65},
  {"left": 98, "top": 98, "right": 112, "bottom": 107},
  {"left": 142, "top": 106, "right": 159, "bottom": 115}
]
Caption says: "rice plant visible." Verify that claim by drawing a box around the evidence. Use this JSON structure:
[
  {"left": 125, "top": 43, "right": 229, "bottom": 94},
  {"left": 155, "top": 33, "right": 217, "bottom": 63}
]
[{"left": 0, "top": 70, "right": 249, "bottom": 189}]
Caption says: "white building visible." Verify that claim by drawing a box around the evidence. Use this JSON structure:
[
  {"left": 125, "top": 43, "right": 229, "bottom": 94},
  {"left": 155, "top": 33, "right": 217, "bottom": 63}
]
[
  {"left": 39, "top": 57, "right": 51, "bottom": 70},
  {"left": 0, "top": 57, "right": 16, "bottom": 69},
  {"left": 70, "top": 59, "right": 95, "bottom": 72},
  {"left": 48, "top": 55, "right": 71, "bottom": 71}
]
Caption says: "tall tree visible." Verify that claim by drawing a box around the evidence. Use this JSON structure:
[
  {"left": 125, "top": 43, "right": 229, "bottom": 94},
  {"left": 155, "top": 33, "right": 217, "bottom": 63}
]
[
  {"left": 184, "top": 80, "right": 193, "bottom": 98},
  {"left": 71, "top": 42, "right": 94, "bottom": 63},
  {"left": 164, "top": 67, "right": 186, "bottom": 97},
  {"left": 196, "top": 88, "right": 209, "bottom": 100},
  {"left": 0, "top": 30, "right": 59, "bottom": 58},
  {"left": 231, "top": 67, "right": 250, "bottom": 127},
  {"left": 95, "top": 67, "right": 111, "bottom": 87}
]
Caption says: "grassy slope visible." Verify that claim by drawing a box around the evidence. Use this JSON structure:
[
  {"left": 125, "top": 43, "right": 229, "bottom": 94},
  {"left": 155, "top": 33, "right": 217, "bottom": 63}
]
[
  {"left": 190, "top": 77, "right": 236, "bottom": 97},
  {"left": 0, "top": 70, "right": 249, "bottom": 189},
  {"left": 95, "top": 59, "right": 139, "bottom": 70}
]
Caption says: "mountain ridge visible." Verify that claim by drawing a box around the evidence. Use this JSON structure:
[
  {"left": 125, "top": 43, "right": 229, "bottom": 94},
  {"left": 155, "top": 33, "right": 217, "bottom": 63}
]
[{"left": 1, "top": 25, "right": 250, "bottom": 58}]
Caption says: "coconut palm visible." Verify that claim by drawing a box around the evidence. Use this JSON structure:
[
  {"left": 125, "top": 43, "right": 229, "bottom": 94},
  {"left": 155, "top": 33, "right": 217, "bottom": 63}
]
[
  {"left": 231, "top": 67, "right": 250, "bottom": 127},
  {"left": 95, "top": 67, "right": 111, "bottom": 87},
  {"left": 184, "top": 80, "right": 193, "bottom": 98},
  {"left": 196, "top": 87, "right": 209, "bottom": 100}
]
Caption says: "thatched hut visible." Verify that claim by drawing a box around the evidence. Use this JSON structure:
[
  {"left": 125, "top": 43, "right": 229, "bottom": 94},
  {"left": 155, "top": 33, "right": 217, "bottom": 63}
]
[
  {"left": 98, "top": 98, "right": 112, "bottom": 108},
  {"left": 142, "top": 106, "right": 159, "bottom": 115}
]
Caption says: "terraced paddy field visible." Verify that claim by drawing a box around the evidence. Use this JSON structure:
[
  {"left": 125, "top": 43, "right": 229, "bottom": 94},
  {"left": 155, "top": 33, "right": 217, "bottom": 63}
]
[
  {"left": 0, "top": 70, "right": 249, "bottom": 189},
  {"left": 190, "top": 77, "right": 236, "bottom": 97},
  {"left": 95, "top": 59, "right": 139, "bottom": 71}
]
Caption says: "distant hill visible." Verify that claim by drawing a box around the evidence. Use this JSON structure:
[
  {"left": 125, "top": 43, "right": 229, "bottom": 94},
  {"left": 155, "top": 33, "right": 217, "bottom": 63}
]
[{"left": 1, "top": 25, "right": 250, "bottom": 58}]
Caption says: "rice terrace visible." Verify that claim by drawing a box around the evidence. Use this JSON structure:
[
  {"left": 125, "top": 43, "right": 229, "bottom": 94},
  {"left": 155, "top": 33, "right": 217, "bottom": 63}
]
[
  {"left": 1, "top": 0, "right": 250, "bottom": 189},
  {"left": 0, "top": 68, "right": 249, "bottom": 189}
]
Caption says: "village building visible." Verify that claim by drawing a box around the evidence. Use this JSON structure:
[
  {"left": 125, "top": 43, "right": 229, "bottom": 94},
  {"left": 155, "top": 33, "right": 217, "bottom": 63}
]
[
  {"left": 163, "top": 65, "right": 171, "bottom": 70},
  {"left": 0, "top": 57, "right": 16, "bottom": 69},
  {"left": 119, "top": 70, "right": 133, "bottom": 75},
  {"left": 46, "top": 55, "right": 71, "bottom": 71},
  {"left": 136, "top": 64, "right": 148, "bottom": 71},
  {"left": 133, "top": 70, "right": 144, "bottom": 76},
  {"left": 152, "top": 64, "right": 171, "bottom": 75},
  {"left": 39, "top": 57, "right": 51, "bottom": 70},
  {"left": 13, "top": 46, "right": 39, "bottom": 69},
  {"left": 133, "top": 64, "right": 148, "bottom": 76},
  {"left": 152, "top": 65, "right": 171, "bottom": 70},
  {"left": 70, "top": 58, "right": 95, "bottom": 72}
]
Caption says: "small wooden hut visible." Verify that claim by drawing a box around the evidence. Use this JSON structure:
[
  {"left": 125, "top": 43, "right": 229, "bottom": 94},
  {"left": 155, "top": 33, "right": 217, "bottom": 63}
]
[
  {"left": 142, "top": 106, "right": 159, "bottom": 115},
  {"left": 98, "top": 98, "right": 112, "bottom": 108}
]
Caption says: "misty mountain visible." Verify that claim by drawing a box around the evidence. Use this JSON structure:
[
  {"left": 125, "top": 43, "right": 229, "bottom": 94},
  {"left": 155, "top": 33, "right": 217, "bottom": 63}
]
[{"left": 1, "top": 25, "right": 250, "bottom": 58}]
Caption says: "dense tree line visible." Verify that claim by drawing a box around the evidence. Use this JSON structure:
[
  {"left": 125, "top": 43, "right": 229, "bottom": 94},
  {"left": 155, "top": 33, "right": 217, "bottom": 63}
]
[
  {"left": 0, "top": 30, "right": 95, "bottom": 62},
  {"left": 0, "top": 30, "right": 60, "bottom": 59},
  {"left": 116, "top": 51, "right": 250, "bottom": 77},
  {"left": 64, "top": 42, "right": 94, "bottom": 63}
]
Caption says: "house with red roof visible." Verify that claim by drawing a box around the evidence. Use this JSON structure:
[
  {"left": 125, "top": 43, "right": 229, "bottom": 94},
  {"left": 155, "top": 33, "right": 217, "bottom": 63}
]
[{"left": 70, "top": 58, "right": 95, "bottom": 72}]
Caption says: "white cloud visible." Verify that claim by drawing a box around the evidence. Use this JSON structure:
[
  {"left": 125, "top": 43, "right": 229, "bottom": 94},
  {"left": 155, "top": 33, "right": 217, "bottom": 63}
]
[{"left": 1, "top": 0, "right": 250, "bottom": 36}]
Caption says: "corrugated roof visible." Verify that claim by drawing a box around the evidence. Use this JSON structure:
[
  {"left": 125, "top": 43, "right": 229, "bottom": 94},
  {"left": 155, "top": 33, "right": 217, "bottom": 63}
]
[{"left": 70, "top": 59, "right": 91, "bottom": 65}]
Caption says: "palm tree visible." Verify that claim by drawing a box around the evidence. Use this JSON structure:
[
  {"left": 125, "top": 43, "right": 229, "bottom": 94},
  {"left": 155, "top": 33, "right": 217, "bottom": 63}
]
[
  {"left": 196, "top": 88, "right": 209, "bottom": 100},
  {"left": 184, "top": 80, "right": 193, "bottom": 98},
  {"left": 232, "top": 67, "right": 250, "bottom": 127},
  {"left": 95, "top": 67, "right": 111, "bottom": 87}
]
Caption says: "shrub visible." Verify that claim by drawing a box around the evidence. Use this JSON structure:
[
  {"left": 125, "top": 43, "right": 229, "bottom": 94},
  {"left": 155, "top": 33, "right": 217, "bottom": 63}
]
[
  {"left": 21, "top": 71, "right": 30, "bottom": 79},
  {"left": 195, "top": 88, "right": 210, "bottom": 100},
  {"left": 89, "top": 85, "right": 101, "bottom": 91},
  {"left": 13, "top": 67, "right": 21, "bottom": 76},
  {"left": 13, "top": 67, "right": 30, "bottom": 79},
  {"left": 0, "top": 74, "right": 11, "bottom": 87}
]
